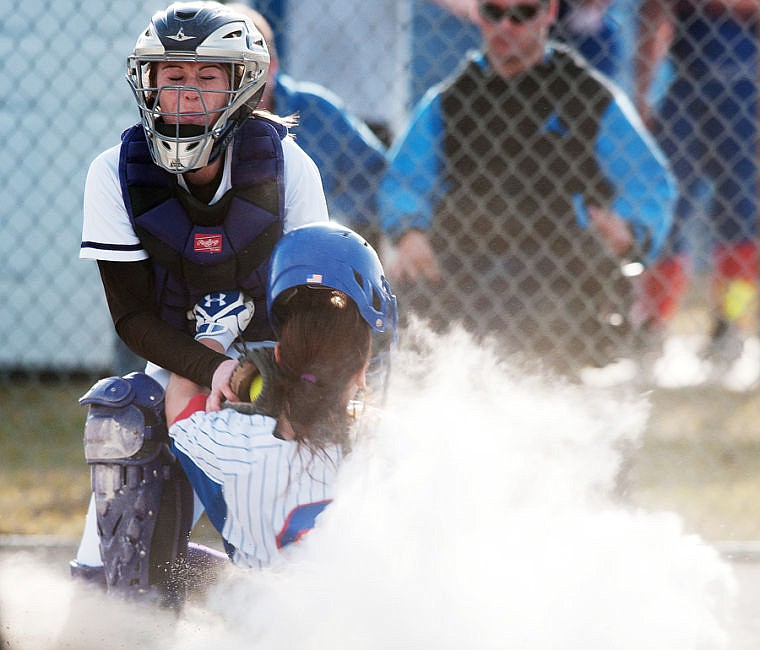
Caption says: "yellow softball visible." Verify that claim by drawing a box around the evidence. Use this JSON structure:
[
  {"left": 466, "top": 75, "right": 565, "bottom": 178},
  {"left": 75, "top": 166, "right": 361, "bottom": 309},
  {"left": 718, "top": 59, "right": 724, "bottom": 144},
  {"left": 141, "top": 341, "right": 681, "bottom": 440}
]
[{"left": 249, "top": 373, "right": 264, "bottom": 402}]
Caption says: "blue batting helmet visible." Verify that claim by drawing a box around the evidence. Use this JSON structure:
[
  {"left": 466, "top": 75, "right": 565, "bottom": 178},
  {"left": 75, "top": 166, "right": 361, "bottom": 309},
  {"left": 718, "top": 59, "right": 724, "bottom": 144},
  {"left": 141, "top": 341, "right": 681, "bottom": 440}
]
[
  {"left": 267, "top": 222, "right": 397, "bottom": 337},
  {"left": 268, "top": 222, "right": 398, "bottom": 402}
]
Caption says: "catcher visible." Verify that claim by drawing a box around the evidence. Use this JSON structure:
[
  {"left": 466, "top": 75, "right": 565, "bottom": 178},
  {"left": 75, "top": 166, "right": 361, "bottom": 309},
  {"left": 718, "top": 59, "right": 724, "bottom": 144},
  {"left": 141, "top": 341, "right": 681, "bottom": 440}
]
[{"left": 72, "top": 0, "right": 328, "bottom": 602}]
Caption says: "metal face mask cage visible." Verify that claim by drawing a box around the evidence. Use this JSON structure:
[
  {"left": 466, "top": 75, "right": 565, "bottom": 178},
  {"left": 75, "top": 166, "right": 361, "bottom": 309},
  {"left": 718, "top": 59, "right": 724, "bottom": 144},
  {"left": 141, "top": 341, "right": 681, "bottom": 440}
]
[
  {"left": 128, "top": 57, "right": 263, "bottom": 173},
  {"left": 365, "top": 324, "right": 397, "bottom": 406}
]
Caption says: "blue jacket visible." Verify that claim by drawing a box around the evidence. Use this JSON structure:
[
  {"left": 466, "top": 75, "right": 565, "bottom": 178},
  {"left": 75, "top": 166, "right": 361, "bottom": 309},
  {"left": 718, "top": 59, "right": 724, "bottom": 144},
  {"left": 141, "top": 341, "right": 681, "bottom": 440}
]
[
  {"left": 273, "top": 72, "right": 387, "bottom": 229},
  {"left": 380, "top": 48, "right": 675, "bottom": 265}
]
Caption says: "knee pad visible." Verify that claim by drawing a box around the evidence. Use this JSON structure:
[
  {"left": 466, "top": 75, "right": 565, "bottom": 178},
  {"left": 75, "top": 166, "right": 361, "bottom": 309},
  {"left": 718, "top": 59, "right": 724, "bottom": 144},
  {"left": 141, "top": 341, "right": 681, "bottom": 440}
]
[
  {"left": 81, "top": 372, "right": 166, "bottom": 464},
  {"left": 80, "top": 372, "right": 193, "bottom": 607}
]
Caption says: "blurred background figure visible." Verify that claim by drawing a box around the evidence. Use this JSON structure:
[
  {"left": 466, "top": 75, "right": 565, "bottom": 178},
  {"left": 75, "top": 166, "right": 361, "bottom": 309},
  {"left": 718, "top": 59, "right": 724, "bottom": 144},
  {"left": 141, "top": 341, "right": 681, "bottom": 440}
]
[
  {"left": 280, "top": 0, "right": 408, "bottom": 145},
  {"left": 408, "top": 0, "right": 625, "bottom": 112},
  {"left": 228, "top": 5, "right": 388, "bottom": 247},
  {"left": 379, "top": 0, "right": 674, "bottom": 377},
  {"left": 634, "top": 0, "right": 760, "bottom": 373}
]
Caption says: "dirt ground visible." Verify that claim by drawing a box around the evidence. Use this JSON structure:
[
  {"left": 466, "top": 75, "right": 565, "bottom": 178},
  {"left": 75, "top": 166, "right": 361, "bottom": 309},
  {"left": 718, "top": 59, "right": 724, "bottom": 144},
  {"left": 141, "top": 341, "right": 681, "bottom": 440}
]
[{"left": 1, "top": 537, "right": 759, "bottom": 648}]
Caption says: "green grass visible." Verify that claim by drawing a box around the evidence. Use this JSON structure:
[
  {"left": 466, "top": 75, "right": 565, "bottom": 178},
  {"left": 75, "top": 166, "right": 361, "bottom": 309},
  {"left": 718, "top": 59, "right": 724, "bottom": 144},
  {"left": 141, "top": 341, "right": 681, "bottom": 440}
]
[
  {"left": 630, "top": 383, "right": 760, "bottom": 541},
  {"left": 631, "top": 437, "right": 760, "bottom": 540},
  {"left": 1, "top": 379, "right": 93, "bottom": 537},
  {"left": 3, "top": 377, "right": 760, "bottom": 542}
]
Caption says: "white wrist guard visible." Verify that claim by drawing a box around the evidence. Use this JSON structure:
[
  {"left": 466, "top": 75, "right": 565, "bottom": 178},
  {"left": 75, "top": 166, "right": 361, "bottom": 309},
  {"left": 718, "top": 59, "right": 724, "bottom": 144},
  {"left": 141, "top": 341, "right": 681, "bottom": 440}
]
[{"left": 188, "top": 291, "right": 255, "bottom": 351}]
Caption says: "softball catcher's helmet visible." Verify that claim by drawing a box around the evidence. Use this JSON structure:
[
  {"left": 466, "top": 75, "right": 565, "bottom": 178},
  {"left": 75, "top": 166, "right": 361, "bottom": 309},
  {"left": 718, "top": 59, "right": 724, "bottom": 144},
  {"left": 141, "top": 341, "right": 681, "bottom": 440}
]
[
  {"left": 127, "top": 1, "right": 269, "bottom": 173},
  {"left": 268, "top": 222, "right": 398, "bottom": 402}
]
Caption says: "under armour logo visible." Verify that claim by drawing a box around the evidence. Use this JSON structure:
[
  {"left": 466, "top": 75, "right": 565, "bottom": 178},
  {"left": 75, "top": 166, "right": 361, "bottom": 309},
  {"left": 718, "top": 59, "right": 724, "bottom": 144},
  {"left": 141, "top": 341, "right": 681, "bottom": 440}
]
[
  {"left": 167, "top": 28, "right": 197, "bottom": 42},
  {"left": 203, "top": 293, "right": 228, "bottom": 308}
]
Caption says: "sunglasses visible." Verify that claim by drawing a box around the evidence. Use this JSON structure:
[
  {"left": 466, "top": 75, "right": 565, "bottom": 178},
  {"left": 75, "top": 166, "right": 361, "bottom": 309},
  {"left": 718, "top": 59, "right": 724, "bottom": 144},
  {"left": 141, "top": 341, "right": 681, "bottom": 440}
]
[{"left": 478, "top": 1, "right": 548, "bottom": 24}]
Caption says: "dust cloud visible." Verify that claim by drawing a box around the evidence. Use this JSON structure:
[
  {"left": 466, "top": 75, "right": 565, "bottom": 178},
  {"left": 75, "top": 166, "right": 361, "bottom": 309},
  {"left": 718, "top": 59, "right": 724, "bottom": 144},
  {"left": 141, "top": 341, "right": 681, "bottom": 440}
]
[{"left": 0, "top": 325, "right": 736, "bottom": 649}]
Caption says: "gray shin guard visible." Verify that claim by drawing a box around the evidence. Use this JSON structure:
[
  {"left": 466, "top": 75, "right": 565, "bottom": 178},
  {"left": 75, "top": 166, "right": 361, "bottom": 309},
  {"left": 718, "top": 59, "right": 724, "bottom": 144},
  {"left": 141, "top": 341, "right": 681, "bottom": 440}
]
[{"left": 80, "top": 372, "right": 193, "bottom": 607}]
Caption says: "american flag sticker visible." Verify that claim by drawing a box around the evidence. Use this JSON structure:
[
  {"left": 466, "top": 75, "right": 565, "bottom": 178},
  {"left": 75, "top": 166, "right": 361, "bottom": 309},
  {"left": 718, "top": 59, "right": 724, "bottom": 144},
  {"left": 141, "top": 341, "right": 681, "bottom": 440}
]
[{"left": 306, "top": 273, "right": 323, "bottom": 284}]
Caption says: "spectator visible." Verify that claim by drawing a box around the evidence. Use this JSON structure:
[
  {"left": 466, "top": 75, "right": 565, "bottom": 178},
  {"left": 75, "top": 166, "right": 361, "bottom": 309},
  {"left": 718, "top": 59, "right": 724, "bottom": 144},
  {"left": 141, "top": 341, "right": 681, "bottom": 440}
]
[
  {"left": 635, "top": 0, "right": 759, "bottom": 369},
  {"left": 409, "top": 0, "right": 624, "bottom": 111},
  {"left": 227, "top": 5, "right": 387, "bottom": 245},
  {"left": 380, "top": 0, "right": 675, "bottom": 374}
]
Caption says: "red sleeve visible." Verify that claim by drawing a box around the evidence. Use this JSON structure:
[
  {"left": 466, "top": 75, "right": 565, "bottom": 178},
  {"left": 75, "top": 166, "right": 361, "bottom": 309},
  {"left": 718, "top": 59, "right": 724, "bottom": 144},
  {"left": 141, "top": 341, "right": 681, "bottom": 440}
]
[{"left": 171, "top": 394, "right": 209, "bottom": 426}]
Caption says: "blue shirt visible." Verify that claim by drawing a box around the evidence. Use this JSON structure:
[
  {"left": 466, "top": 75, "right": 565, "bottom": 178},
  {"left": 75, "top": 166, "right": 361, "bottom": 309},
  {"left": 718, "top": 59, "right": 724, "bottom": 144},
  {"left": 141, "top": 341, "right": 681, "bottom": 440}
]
[{"left": 274, "top": 72, "right": 387, "bottom": 229}]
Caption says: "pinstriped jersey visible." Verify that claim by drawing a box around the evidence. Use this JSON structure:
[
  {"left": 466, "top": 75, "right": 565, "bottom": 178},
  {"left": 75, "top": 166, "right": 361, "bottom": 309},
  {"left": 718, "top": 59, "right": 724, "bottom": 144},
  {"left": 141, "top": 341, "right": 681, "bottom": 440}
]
[{"left": 169, "top": 407, "right": 341, "bottom": 569}]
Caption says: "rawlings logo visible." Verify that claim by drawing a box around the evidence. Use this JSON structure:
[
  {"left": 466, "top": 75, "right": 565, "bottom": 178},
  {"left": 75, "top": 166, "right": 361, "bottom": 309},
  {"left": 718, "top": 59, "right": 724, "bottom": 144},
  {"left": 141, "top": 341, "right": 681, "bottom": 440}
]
[{"left": 194, "top": 234, "right": 223, "bottom": 253}]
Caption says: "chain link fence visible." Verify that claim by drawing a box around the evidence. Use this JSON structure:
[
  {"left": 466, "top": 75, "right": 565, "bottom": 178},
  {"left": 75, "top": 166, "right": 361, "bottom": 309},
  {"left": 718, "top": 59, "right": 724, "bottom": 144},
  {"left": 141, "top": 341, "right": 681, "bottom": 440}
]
[{"left": 2, "top": 0, "right": 760, "bottom": 541}]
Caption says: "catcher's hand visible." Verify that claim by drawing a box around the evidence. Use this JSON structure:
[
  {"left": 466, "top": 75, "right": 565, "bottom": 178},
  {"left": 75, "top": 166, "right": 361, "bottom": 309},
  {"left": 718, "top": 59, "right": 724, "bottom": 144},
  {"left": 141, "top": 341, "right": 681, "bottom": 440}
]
[
  {"left": 225, "top": 345, "right": 278, "bottom": 416},
  {"left": 188, "top": 291, "right": 255, "bottom": 352}
]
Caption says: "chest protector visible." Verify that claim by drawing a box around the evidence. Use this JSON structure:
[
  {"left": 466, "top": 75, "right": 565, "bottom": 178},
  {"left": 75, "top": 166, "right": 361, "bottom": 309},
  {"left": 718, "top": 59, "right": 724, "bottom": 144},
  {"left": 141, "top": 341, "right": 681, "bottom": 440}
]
[{"left": 119, "top": 117, "right": 286, "bottom": 340}]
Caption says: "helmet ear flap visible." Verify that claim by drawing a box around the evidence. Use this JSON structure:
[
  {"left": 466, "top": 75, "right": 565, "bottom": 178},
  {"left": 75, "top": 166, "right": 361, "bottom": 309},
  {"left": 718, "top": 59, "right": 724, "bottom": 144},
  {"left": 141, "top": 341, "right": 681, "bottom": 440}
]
[{"left": 246, "top": 83, "right": 266, "bottom": 112}]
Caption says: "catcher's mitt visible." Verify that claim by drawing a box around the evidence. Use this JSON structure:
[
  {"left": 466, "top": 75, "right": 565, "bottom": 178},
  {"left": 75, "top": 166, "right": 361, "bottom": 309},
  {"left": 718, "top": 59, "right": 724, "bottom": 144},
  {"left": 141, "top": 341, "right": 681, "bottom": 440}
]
[{"left": 226, "top": 345, "right": 279, "bottom": 416}]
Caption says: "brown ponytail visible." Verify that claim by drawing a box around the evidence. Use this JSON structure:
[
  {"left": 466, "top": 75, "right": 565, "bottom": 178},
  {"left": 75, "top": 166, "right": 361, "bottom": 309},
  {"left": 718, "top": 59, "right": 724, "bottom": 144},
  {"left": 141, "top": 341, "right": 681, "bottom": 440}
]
[{"left": 275, "top": 288, "right": 371, "bottom": 454}]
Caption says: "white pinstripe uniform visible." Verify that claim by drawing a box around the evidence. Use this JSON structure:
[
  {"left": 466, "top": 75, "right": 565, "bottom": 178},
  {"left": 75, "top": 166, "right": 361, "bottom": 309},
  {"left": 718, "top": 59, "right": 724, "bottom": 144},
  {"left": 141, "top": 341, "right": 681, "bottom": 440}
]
[{"left": 169, "top": 406, "right": 342, "bottom": 569}]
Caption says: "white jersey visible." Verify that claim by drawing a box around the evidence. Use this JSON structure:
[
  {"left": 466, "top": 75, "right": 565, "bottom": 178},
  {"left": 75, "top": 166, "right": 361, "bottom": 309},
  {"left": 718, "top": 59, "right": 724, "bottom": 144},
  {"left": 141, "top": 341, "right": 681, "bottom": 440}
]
[
  {"left": 169, "top": 405, "right": 342, "bottom": 569},
  {"left": 80, "top": 134, "right": 329, "bottom": 261}
]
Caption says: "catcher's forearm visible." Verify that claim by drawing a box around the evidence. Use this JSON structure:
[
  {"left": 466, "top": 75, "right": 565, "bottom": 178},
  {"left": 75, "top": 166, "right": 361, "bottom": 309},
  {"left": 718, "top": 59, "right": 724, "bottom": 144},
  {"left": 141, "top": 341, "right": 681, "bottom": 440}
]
[
  {"left": 97, "top": 259, "right": 227, "bottom": 386},
  {"left": 117, "top": 313, "right": 227, "bottom": 387}
]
